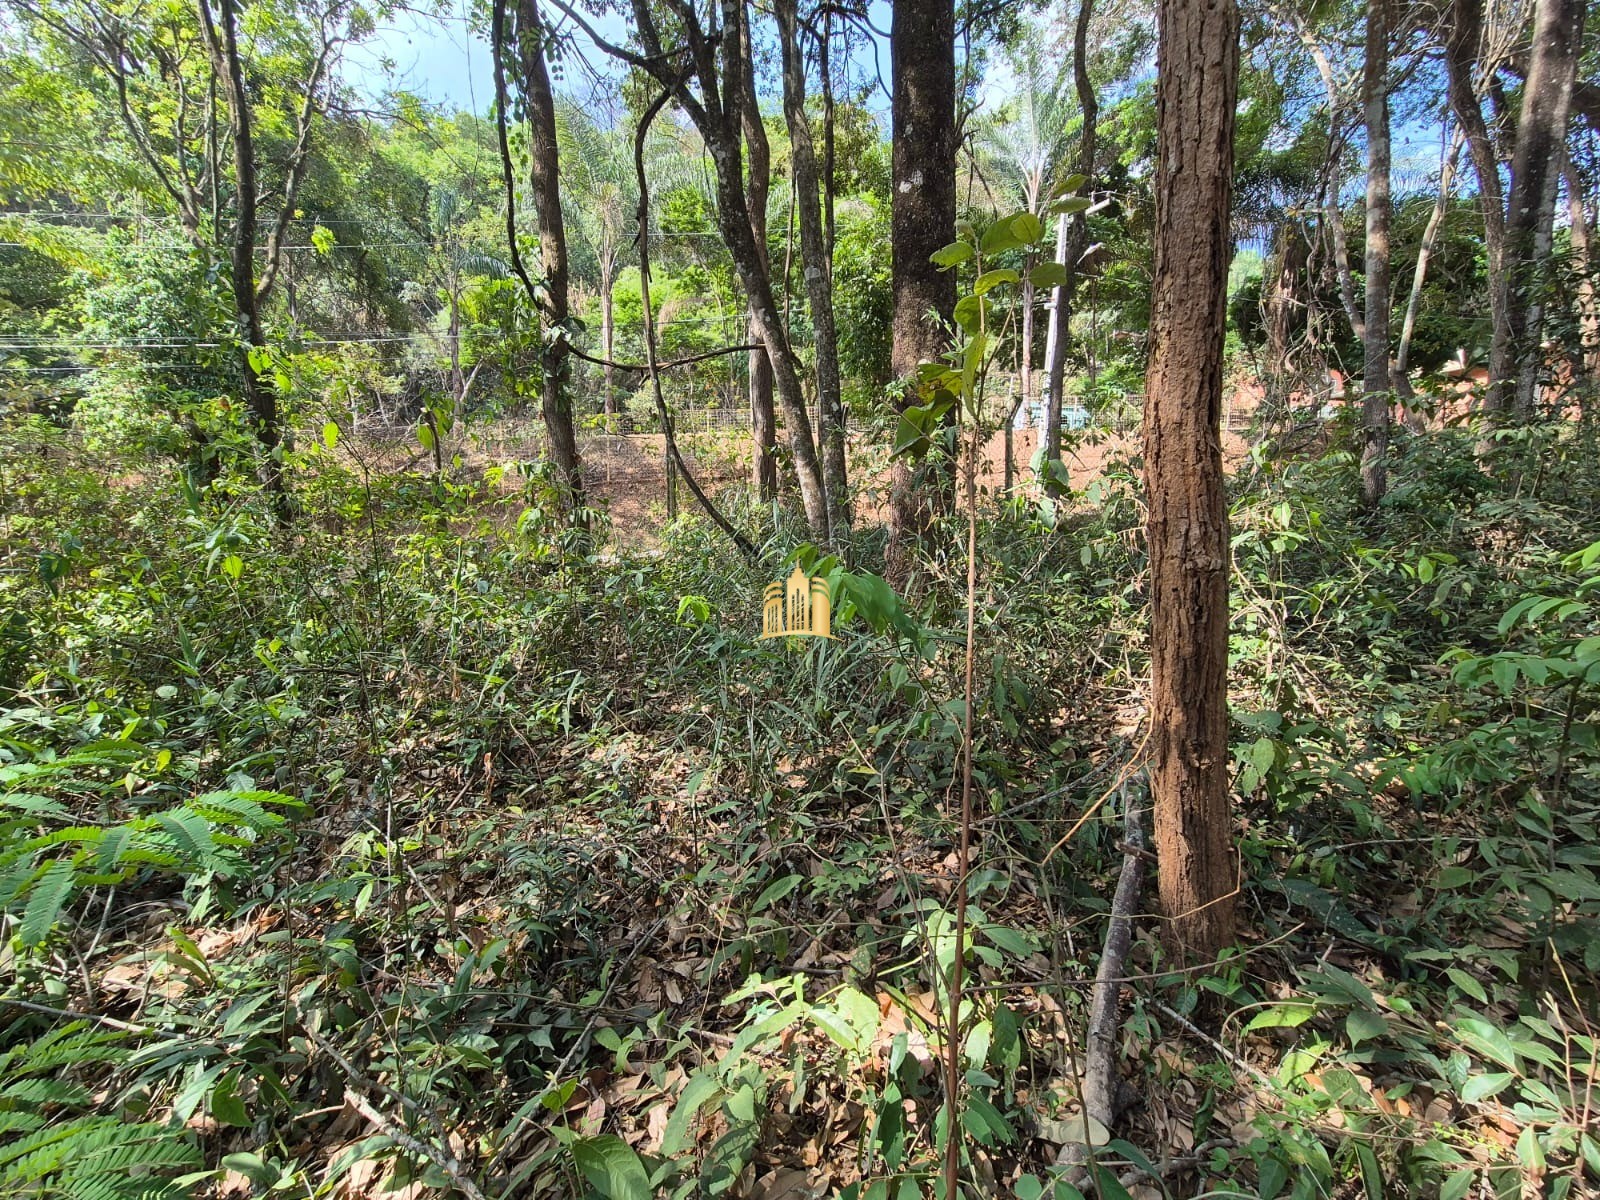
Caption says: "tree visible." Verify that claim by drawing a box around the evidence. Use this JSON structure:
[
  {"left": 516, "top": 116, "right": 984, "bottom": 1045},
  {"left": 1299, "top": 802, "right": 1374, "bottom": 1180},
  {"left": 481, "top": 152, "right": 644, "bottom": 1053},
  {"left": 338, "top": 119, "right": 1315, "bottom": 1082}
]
[
  {"left": 1360, "top": 0, "right": 1391, "bottom": 507},
  {"left": 887, "top": 0, "right": 956, "bottom": 570},
  {"left": 548, "top": 0, "right": 832, "bottom": 541},
  {"left": 10, "top": 0, "right": 354, "bottom": 511},
  {"left": 513, "top": 0, "right": 584, "bottom": 516},
  {"left": 734, "top": 0, "right": 778, "bottom": 500},
  {"left": 1145, "top": 0, "right": 1239, "bottom": 958},
  {"left": 777, "top": 0, "right": 849, "bottom": 539},
  {"left": 1041, "top": 0, "right": 1098, "bottom": 491},
  {"left": 557, "top": 99, "right": 636, "bottom": 422},
  {"left": 1503, "top": 0, "right": 1586, "bottom": 417}
]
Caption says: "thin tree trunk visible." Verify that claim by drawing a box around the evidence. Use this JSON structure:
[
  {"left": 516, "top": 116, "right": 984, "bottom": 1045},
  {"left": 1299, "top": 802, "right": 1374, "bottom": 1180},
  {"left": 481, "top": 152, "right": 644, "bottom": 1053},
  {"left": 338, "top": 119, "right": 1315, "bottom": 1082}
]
[
  {"left": 1444, "top": 0, "right": 1511, "bottom": 412},
  {"left": 516, "top": 0, "right": 585, "bottom": 516},
  {"left": 601, "top": 262, "right": 617, "bottom": 419},
  {"left": 1397, "top": 127, "right": 1465, "bottom": 377},
  {"left": 196, "top": 0, "right": 286, "bottom": 518},
  {"left": 1564, "top": 152, "right": 1600, "bottom": 381},
  {"left": 1042, "top": 0, "right": 1098, "bottom": 492},
  {"left": 1505, "top": 0, "right": 1586, "bottom": 418},
  {"left": 736, "top": 1, "right": 778, "bottom": 500},
  {"left": 1361, "top": 0, "right": 1392, "bottom": 508},
  {"left": 1146, "top": 0, "right": 1239, "bottom": 960},
  {"left": 887, "top": 0, "right": 956, "bottom": 571},
  {"left": 778, "top": 0, "right": 849, "bottom": 541}
]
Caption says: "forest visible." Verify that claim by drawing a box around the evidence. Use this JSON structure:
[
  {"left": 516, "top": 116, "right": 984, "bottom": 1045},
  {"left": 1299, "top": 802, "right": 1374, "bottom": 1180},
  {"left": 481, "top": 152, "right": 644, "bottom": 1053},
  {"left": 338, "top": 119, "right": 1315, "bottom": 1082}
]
[{"left": 1, "top": 0, "right": 1599, "bottom": 1193}]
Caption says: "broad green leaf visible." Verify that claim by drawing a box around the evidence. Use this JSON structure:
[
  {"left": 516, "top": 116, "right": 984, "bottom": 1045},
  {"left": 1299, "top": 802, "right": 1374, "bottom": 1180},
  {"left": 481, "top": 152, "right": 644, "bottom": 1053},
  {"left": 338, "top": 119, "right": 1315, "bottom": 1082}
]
[
  {"left": 1009, "top": 212, "right": 1043, "bottom": 244},
  {"left": 322, "top": 421, "right": 340, "bottom": 449},
  {"left": 571, "top": 1134, "right": 651, "bottom": 1200},
  {"left": 751, "top": 874, "right": 803, "bottom": 913},
  {"left": 1460, "top": 1072, "right": 1515, "bottom": 1102},
  {"left": 930, "top": 241, "right": 973, "bottom": 268},
  {"left": 1244, "top": 1002, "right": 1315, "bottom": 1032},
  {"left": 973, "top": 268, "right": 1019, "bottom": 295},
  {"left": 1028, "top": 261, "right": 1068, "bottom": 289}
]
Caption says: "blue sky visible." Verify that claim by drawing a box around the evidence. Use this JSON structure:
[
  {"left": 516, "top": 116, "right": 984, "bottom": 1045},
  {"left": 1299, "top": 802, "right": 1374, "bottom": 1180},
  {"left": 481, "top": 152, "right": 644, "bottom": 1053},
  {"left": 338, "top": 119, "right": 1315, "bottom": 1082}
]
[{"left": 346, "top": 2, "right": 896, "bottom": 119}]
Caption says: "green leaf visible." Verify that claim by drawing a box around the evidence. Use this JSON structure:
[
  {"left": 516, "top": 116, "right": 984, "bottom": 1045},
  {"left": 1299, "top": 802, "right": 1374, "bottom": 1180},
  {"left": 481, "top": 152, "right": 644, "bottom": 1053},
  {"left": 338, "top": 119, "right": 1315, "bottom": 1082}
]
[
  {"left": 222, "top": 1153, "right": 281, "bottom": 1187},
  {"left": 1460, "top": 1072, "right": 1515, "bottom": 1103},
  {"left": 322, "top": 421, "right": 340, "bottom": 449},
  {"left": 1440, "top": 1171, "right": 1476, "bottom": 1200},
  {"left": 930, "top": 241, "right": 973, "bottom": 268},
  {"left": 1456, "top": 1016, "right": 1519, "bottom": 1069},
  {"left": 973, "top": 268, "right": 1019, "bottom": 295},
  {"left": 418, "top": 424, "right": 436, "bottom": 452},
  {"left": 1445, "top": 968, "right": 1488, "bottom": 1004},
  {"left": 1028, "top": 261, "right": 1068, "bottom": 289},
  {"left": 752, "top": 874, "right": 803, "bottom": 914},
  {"left": 953, "top": 294, "right": 987, "bottom": 334},
  {"left": 1345, "top": 1010, "right": 1387, "bottom": 1047},
  {"left": 1244, "top": 1002, "right": 1315, "bottom": 1032},
  {"left": 979, "top": 220, "right": 1022, "bottom": 255},
  {"left": 571, "top": 1134, "right": 651, "bottom": 1200},
  {"left": 661, "top": 1072, "right": 721, "bottom": 1156},
  {"left": 20, "top": 859, "right": 75, "bottom": 947},
  {"left": 1436, "top": 865, "right": 1474, "bottom": 889},
  {"left": 210, "top": 1071, "right": 250, "bottom": 1128},
  {"left": 1010, "top": 212, "right": 1044, "bottom": 244}
]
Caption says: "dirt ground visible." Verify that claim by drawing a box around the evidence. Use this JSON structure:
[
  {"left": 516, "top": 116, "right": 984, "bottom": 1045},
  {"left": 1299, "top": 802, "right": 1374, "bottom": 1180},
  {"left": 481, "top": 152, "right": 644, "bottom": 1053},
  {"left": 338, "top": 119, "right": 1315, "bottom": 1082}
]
[{"left": 504, "top": 423, "right": 1259, "bottom": 546}]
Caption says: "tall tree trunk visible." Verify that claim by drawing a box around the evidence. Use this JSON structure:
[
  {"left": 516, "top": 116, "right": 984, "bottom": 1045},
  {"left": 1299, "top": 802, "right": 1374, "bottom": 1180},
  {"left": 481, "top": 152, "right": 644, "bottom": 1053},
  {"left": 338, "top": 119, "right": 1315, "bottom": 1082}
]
[
  {"left": 887, "top": 0, "right": 956, "bottom": 570},
  {"left": 516, "top": 0, "right": 585, "bottom": 515},
  {"left": 1145, "top": 0, "right": 1239, "bottom": 960},
  {"left": 1361, "top": 0, "right": 1392, "bottom": 508},
  {"left": 778, "top": 0, "right": 850, "bottom": 540},
  {"left": 736, "top": 1, "right": 778, "bottom": 500},
  {"left": 1564, "top": 152, "right": 1600, "bottom": 381},
  {"left": 1041, "top": 0, "right": 1099, "bottom": 492},
  {"left": 197, "top": 0, "right": 286, "bottom": 517},
  {"left": 1505, "top": 0, "right": 1586, "bottom": 418},
  {"left": 1444, "top": 0, "right": 1512, "bottom": 412}
]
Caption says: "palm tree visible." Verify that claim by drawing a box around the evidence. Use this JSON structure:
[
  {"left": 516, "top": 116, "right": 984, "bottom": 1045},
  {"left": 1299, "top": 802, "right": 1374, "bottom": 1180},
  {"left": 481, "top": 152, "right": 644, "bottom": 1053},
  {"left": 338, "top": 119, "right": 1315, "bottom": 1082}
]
[{"left": 556, "top": 97, "right": 637, "bottom": 420}]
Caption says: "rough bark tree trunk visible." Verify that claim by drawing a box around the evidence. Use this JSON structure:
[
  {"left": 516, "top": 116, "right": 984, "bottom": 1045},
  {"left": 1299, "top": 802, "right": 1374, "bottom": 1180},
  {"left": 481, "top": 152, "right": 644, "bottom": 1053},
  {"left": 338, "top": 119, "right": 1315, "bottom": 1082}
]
[
  {"left": 887, "top": 0, "right": 957, "bottom": 570},
  {"left": 1505, "top": 0, "right": 1586, "bottom": 417},
  {"left": 1145, "top": 0, "right": 1239, "bottom": 960},
  {"left": 778, "top": 0, "right": 849, "bottom": 540},
  {"left": 517, "top": 0, "right": 585, "bottom": 515},
  {"left": 736, "top": 2, "right": 778, "bottom": 500},
  {"left": 1361, "top": 0, "right": 1392, "bottom": 508}
]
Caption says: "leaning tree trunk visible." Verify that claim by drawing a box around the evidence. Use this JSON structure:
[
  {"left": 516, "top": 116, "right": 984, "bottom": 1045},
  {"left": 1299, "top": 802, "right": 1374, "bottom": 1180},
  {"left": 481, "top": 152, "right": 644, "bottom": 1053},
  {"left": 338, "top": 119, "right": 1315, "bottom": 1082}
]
[
  {"left": 1505, "top": 0, "right": 1586, "bottom": 418},
  {"left": 737, "top": 2, "right": 778, "bottom": 500},
  {"left": 1360, "top": 0, "right": 1392, "bottom": 508},
  {"left": 517, "top": 0, "right": 585, "bottom": 515},
  {"left": 1145, "top": 0, "right": 1240, "bottom": 960},
  {"left": 778, "top": 0, "right": 849, "bottom": 541},
  {"left": 887, "top": 0, "right": 956, "bottom": 571}
]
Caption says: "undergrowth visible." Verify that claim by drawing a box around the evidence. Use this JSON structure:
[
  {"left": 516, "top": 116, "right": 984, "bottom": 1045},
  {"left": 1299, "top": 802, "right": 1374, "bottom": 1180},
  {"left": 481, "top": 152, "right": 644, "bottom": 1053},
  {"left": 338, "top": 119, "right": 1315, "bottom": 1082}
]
[{"left": 1, "top": 413, "right": 1597, "bottom": 1199}]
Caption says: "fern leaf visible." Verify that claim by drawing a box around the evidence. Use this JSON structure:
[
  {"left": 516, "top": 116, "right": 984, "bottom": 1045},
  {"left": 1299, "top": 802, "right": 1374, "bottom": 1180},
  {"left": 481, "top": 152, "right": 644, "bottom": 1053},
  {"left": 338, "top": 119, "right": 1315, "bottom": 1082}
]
[{"left": 20, "top": 857, "right": 77, "bottom": 946}]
